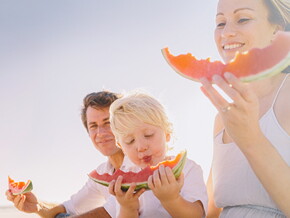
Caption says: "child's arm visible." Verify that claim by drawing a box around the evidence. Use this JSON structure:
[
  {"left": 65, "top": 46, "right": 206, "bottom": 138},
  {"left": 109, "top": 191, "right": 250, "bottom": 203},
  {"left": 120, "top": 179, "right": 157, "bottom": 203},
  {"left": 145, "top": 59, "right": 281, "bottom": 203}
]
[
  {"left": 148, "top": 165, "right": 205, "bottom": 218},
  {"left": 109, "top": 176, "right": 145, "bottom": 218}
]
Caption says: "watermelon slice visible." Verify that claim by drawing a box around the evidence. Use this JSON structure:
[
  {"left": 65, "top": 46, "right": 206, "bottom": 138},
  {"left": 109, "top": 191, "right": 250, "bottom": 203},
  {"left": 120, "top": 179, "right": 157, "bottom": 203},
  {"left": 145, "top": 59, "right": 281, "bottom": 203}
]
[
  {"left": 88, "top": 150, "right": 187, "bottom": 191},
  {"left": 162, "top": 31, "right": 290, "bottom": 83},
  {"left": 8, "top": 176, "right": 33, "bottom": 195}
]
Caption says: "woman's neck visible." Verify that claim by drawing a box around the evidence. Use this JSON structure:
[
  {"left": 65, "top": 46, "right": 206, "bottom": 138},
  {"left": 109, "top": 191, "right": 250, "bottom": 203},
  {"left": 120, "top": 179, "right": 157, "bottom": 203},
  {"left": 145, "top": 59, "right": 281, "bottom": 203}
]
[
  {"left": 250, "top": 73, "right": 287, "bottom": 115},
  {"left": 250, "top": 74, "right": 284, "bottom": 98}
]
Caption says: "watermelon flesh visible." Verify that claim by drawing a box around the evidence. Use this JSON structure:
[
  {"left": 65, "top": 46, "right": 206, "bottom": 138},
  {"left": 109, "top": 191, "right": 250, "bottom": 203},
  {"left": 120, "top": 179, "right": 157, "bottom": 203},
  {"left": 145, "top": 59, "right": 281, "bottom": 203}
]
[
  {"left": 8, "top": 176, "right": 33, "bottom": 195},
  {"left": 89, "top": 150, "right": 187, "bottom": 191},
  {"left": 162, "top": 31, "right": 290, "bottom": 83}
]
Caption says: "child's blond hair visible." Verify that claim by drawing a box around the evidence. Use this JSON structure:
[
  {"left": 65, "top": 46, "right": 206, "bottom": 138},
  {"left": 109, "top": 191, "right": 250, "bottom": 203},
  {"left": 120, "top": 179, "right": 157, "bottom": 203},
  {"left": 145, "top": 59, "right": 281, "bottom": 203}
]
[{"left": 109, "top": 91, "right": 173, "bottom": 141}]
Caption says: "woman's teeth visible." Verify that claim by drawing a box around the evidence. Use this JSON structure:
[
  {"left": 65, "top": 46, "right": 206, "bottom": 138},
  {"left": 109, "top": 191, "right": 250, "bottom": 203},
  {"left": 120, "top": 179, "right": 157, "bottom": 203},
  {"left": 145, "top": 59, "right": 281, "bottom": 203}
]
[{"left": 223, "top": 43, "right": 243, "bottom": 50}]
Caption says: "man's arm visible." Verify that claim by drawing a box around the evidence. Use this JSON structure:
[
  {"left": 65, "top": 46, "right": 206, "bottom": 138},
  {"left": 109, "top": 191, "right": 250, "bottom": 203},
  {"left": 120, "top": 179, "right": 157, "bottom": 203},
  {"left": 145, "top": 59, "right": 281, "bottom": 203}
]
[
  {"left": 36, "top": 202, "right": 66, "bottom": 218},
  {"left": 6, "top": 190, "right": 66, "bottom": 218},
  {"left": 70, "top": 207, "right": 111, "bottom": 218}
]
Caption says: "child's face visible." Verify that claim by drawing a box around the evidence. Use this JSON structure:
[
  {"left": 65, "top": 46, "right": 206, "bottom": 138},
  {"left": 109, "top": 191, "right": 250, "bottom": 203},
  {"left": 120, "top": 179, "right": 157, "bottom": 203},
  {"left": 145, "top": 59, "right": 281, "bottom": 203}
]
[{"left": 118, "top": 119, "right": 170, "bottom": 168}]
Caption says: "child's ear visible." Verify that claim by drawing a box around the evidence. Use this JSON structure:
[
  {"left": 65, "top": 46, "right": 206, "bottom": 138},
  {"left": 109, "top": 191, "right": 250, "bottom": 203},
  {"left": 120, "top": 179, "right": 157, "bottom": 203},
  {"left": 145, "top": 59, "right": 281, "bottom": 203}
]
[
  {"left": 166, "top": 133, "right": 171, "bottom": 142},
  {"left": 273, "top": 24, "right": 283, "bottom": 35},
  {"left": 117, "top": 142, "right": 122, "bottom": 148}
]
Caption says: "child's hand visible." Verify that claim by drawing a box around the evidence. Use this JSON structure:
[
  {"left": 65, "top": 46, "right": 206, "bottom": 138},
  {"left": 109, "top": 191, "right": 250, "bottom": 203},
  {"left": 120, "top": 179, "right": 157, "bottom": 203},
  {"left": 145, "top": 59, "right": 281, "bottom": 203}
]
[
  {"left": 109, "top": 176, "right": 145, "bottom": 213},
  {"left": 148, "top": 165, "right": 184, "bottom": 203}
]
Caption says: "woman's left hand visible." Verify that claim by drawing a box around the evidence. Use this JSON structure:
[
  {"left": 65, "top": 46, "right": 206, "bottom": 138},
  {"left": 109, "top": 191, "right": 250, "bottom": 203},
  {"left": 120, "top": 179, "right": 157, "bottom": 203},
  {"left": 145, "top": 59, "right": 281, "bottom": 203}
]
[
  {"left": 200, "top": 72, "right": 261, "bottom": 146},
  {"left": 148, "top": 165, "right": 184, "bottom": 203}
]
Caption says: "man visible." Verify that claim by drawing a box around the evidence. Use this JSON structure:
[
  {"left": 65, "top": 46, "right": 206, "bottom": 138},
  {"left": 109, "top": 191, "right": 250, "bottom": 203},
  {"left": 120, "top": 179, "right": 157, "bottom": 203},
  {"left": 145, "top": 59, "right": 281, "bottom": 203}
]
[{"left": 6, "top": 91, "right": 131, "bottom": 218}]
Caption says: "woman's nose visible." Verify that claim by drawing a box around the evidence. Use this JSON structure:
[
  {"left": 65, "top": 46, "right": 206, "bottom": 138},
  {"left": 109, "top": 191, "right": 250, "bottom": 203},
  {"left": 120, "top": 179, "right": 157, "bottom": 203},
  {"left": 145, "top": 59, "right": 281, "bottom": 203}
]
[{"left": 221, "top": 22, "right": 237, "bottom": 38}]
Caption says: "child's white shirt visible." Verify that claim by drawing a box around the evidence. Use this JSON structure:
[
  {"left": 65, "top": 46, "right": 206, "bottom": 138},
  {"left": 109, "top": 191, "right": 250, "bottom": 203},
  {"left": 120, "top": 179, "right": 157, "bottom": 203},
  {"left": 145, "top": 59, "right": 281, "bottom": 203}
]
[{"left": 104, "top": 158, "right": 208, "bottom": 218}]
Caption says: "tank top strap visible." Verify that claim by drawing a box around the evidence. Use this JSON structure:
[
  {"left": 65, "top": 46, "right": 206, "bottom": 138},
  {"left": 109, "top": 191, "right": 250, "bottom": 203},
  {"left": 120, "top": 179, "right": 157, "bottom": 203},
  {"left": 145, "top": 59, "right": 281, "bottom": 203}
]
[{"left": 271, "top": 74, "right": 290, "bottom": 108}]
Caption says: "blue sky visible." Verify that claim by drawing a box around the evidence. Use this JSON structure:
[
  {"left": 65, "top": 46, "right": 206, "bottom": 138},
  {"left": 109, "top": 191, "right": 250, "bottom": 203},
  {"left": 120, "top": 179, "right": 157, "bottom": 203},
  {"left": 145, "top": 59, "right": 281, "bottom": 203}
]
[{"left": 1, "top": 0, "right": 220, "bottom": 206}]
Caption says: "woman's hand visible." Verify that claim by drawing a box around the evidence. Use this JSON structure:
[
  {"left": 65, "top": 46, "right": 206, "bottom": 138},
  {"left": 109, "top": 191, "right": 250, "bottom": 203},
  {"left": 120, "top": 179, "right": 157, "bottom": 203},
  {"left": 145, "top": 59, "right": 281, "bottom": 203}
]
[
  {"left": 148, "top": 165, "right": 184, "bottom": 203},
  {"left": 200, "top": 72, "right": 261, "bottom": 146},
  {"left": 109, "top": 176, "right": 145, "bottom": 217}
]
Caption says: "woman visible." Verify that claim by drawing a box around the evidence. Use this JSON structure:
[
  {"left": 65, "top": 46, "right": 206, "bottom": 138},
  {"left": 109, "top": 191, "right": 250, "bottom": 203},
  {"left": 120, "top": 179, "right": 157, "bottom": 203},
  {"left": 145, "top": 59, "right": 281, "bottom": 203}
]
[
  {"left": 105, "top": 91, "right": 208, "bottom": 218},
  {"left": 200, "top": 0, "right": 290, "bottom": 217}
]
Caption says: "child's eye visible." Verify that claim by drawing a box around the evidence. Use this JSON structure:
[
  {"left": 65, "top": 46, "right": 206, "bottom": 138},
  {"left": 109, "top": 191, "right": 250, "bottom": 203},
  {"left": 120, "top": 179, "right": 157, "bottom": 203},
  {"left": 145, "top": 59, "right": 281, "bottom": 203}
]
[
  {"left": 238, "top": 18, "right": 250, "bottom": 23},
  {"left": 126, "top": 139, "right": 135, "bottom": 144},
  {"left": 145, "top": 134, "right": 153, "bottom": 138}
]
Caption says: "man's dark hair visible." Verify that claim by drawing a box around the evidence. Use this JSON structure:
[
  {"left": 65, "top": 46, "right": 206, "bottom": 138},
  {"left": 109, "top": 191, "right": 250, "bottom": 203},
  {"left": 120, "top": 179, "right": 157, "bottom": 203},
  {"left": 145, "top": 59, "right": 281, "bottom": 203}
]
[{"left": 81, "top": 91, "right": 122, "bottom": 131}]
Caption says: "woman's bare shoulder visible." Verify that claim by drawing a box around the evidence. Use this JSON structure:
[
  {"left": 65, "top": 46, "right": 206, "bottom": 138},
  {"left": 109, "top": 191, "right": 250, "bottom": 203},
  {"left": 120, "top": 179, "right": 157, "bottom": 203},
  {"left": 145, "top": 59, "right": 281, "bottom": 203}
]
[
  {"left": 213, "top": 114, "right": 224, "bottom": 137},
  {"left": 275, "top": 74, "right": 290, "bottom": 135}
]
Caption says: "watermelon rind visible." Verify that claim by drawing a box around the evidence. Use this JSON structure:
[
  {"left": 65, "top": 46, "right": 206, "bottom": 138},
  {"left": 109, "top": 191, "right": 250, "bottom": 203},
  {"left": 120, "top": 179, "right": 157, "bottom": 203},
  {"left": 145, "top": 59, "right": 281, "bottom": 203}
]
[
  {"left": 89, "top": 150, "right": 187, "bottom": 191},
  {"left": 10, "top": 180, "right": 33, "bottom": 195},
  {"left": 240, "top": 52, "right": 290, "bottom": 82}
]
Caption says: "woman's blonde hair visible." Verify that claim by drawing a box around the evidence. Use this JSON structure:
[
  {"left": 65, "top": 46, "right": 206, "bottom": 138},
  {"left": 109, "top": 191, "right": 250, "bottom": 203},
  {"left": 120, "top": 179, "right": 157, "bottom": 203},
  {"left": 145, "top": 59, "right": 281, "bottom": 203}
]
[
  {"left": 109, "top": 91, "right": 173, "bottom": 141},
  {"left": 264, "top": 0, "right": 290, "bottom": 31}
]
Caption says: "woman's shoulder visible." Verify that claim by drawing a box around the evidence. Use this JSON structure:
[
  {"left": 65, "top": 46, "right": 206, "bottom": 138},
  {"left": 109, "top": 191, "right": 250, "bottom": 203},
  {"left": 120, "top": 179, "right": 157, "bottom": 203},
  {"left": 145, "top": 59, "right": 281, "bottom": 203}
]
[
  {"left": 214, "top": 114, "right": 224, "bottom": 137},
  {"left": 275, "top": 74, "right": 290, "bottom": 135}
]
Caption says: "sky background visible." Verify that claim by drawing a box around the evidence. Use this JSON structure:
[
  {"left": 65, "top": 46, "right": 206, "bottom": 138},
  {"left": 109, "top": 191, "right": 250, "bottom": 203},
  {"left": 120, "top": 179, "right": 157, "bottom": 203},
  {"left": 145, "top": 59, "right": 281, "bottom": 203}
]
[{"left": 0, "top": 0, "right": 220, "bottom": 207}]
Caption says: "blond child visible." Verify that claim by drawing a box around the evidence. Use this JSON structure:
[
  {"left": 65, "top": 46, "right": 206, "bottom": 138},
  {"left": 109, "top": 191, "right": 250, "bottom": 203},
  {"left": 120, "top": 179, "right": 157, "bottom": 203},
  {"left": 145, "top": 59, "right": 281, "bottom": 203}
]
[{"left": 103, "top": 91, "right": 208, "bottom": 218}]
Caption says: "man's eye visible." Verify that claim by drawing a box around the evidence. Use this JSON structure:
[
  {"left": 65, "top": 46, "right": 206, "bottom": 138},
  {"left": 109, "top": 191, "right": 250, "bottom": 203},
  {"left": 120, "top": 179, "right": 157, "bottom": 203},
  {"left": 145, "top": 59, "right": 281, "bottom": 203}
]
[
  {"left": 89, "top": 124, "right": 97, "bottom": 129},
  {"left": 238, "top": 18, "right": 250, "bottom": 23}
]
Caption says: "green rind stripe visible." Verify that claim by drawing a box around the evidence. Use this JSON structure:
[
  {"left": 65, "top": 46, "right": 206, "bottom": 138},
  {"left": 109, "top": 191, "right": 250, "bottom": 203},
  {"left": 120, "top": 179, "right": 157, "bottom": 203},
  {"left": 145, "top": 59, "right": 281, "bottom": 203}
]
[
  {"left": 89, "top": 150, "right": 187, "bottom": 191},
  {"left": 12, "top": 181, "right": 33, "bottom": 195},
  {"left": 241, "top": 52, "right": 290, "bottom": 82}
]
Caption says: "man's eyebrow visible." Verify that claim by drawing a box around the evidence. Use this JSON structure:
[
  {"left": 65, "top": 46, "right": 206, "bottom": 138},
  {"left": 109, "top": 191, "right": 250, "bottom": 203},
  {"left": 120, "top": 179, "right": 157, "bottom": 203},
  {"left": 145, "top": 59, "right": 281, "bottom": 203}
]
[
  {"left": 103, "top": 117, "right": 110, "bottom": 122},
  {"left": 216, "top": 8, "right": 254, "bottom": 17},
  {"left": 88, "top": 117, "right": 110, "bottom": 126}
]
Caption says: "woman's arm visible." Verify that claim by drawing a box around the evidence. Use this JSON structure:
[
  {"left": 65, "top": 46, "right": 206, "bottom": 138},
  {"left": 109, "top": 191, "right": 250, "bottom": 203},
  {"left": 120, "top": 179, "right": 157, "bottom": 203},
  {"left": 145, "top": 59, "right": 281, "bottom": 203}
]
[
  {"left": 200, "top": 73, "right": 290, "bottom": 216},
  {"left": 206, "top": 115, "right": 223, "bottom": 218},
  {"left": 238, "top": 131, "right": 290, "bottom": 216},
  {"left": 206, "top": 169, "right": 222, "bottom": 218}
]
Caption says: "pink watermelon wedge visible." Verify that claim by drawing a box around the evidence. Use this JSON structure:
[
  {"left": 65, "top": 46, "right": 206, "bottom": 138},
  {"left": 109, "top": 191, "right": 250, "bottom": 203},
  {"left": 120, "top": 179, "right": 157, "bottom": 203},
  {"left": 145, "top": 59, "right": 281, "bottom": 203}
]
[
  {"left": 88, "top": 150, "right": 187, "bottom": 191},
  {"left": 162, "top": 31, "right": 290, "bottom": 82}
]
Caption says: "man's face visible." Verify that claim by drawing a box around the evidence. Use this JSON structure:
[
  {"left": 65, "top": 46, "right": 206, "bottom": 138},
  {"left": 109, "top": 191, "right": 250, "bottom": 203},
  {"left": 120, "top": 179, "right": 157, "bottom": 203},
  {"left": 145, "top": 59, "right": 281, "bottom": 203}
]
[{"left": 86, "top": 106, "right": 120, "bottom": 156}]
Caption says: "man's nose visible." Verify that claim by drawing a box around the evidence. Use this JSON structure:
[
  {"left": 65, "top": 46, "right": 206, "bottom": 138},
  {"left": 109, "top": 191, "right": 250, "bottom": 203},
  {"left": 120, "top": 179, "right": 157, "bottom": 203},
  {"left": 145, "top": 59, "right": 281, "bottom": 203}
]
[{"left": 96, "top": 126, "right": 107, "bottom": 136}]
